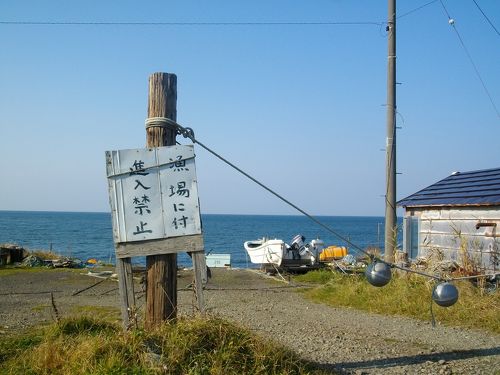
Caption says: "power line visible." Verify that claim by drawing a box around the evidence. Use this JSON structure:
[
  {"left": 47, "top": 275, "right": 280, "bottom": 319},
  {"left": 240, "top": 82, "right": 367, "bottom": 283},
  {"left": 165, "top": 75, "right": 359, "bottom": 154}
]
[
  {"left": 0, "top": 4, "right": 444, "bottom": 28},
  {"left": 471, "top": 0, "right": 500, "bottom": 37},
  {"left": 0, "top": 0, "right": 445, "bottom": 28},
  {"left": 439, "top": 0, "right": 453, "bottom": 20},
  {"left": 397, "top": 0, "right": 439, "bottom": 19},
  {"left": 439, "top": 0, "right": 500, "bottom": 119},
  {"left": 0, "top": 20, "right": 383, "bottom": 27}
]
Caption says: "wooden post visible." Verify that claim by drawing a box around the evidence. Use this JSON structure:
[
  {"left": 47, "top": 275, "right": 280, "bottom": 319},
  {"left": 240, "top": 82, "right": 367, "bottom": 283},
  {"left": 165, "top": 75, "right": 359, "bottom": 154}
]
[
  {"left": 116, "top": 257, "right": 135, "bottom": 328},
  {"left": 145, "top": 72, "right": 178, "bottom": 328},
  {"left": 191, "top": 250, "right": 206, "bottom": 313}
]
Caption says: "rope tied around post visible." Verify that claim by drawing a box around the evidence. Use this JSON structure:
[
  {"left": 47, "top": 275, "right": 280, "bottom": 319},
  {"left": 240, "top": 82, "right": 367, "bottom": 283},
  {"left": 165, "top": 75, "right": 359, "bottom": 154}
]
[
  {"left": 145, "top": 117, "right": 195, "bottom": 142},
  {"left": 145, "top": 117, "right": 177, "bottom": 130}
]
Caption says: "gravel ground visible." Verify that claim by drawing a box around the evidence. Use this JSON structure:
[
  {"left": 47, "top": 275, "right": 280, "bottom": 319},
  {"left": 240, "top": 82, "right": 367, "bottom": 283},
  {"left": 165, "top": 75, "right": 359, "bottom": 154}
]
[{"left": 0, "top": 267, "right": 499, "bottom": 374}]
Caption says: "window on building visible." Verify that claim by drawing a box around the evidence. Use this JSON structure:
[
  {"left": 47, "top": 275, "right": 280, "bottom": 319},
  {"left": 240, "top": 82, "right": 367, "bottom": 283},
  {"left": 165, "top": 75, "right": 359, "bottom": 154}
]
[{"left": 404, "top": 216, "right": 420, "bottom": 259}]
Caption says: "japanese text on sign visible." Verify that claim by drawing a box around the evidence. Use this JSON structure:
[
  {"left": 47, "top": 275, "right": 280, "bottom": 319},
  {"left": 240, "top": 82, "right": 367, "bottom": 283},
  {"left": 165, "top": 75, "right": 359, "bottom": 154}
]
[{"left": 106, "top": 145, "right": 202, "bottom": 243}]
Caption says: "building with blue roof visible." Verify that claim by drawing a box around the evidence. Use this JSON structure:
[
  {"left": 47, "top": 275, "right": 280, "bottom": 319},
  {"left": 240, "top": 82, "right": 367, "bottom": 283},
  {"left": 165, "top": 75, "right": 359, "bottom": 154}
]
[{"left": 397, "top": 168, "right": 500, "bottom": 272}]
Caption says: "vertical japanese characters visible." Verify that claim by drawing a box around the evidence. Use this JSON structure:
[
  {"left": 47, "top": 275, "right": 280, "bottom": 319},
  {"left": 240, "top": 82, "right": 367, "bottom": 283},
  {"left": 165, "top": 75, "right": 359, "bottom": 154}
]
[
  {"left": 130, "top": 159, "right": 153, "bottom": 236},
  {"left": 106, "top": 145, "right": 202, "bottom": 244},
  {"left": 167, "top": 155, "right": 192, "bottom": 232}
]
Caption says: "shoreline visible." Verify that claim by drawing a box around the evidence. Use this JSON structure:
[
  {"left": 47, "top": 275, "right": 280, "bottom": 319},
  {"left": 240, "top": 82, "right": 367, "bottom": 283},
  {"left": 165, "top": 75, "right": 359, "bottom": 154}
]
[{"left": 0, "top": 209, "right": 388, "bottom": 219}]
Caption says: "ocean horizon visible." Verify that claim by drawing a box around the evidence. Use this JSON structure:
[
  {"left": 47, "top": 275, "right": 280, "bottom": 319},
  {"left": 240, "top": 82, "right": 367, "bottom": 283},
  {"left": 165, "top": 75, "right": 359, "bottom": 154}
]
[{"left": 0, "top": 210, "right": 399, "bottom": 268}]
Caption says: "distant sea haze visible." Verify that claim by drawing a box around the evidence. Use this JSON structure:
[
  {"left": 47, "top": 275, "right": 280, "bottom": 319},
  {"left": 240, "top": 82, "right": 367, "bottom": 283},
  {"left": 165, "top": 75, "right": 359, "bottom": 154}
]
[{"left": 0, "top": 211, "right": 395, "bottom": 268}]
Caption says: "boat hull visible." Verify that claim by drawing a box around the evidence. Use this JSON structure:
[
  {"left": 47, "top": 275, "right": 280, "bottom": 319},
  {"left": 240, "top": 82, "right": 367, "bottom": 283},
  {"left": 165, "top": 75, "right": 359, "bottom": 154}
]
[{"left": 244, "top": 239, "right": 285, "bottom": 266}]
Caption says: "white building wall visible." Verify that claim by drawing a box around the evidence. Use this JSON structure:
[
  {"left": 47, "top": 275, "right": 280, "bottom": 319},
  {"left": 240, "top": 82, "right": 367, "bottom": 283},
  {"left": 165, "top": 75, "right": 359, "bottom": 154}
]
[{"left": 405, "top": 207, "right": 500, "bottom": 272}]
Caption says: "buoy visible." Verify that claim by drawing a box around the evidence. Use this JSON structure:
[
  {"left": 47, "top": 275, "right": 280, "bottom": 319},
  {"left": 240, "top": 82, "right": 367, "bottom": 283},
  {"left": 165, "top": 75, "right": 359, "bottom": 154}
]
[
  {"left": 365, "top": 261, "right": 392, "bottom": 287},
  {"left": 432, "top": 282, "right": 459, "bottom": 307}
]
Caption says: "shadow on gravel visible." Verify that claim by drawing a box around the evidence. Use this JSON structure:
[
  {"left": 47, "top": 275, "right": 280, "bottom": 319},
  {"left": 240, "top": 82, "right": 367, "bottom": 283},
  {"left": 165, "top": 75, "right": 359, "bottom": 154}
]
[{"left": 322, "top": 347, "right": 500, "bottom": 371}]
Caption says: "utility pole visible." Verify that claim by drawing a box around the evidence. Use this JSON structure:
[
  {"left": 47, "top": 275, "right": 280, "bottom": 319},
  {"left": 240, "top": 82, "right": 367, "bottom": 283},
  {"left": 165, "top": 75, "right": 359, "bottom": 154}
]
[{"left": 385, "top": 0, "right": 397, "bottom": 263}]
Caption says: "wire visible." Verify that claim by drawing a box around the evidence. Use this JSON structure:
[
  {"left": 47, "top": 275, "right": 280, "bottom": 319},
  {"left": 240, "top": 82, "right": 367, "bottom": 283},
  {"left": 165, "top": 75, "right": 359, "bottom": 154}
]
[
  {"left": 191, "top": 135, "right": 369, "bottom": 256},
  {"left": 0, "top": 1, "right": 446, "bottom": 27},
  {"left": 0, "top": 2, "right": 442, "bottom": 31},
  {"left": 430, "top": 284, "right": 437, "bottom": 327},
  {"left": 172, "top": 121, "right": 370, "bottom": 257},
  {"left": 471, "top": 0, "right": 500, "bottom": 37},
  {"left": 439, "top": 0, "right": 453, "bottom": 19},
  {"left": 143, "top": 117, "right": 500, "bottom": 286},
  {"left": 439, "top": 0, "right": 500, "bottom": 119},
  {"left": 391, "top": 263, "right": 441, "bottom": 280},
  {"left": 172, "top": 121, "right": 500, "bottom": 284},
  {"left": 449, "top": 272, "right": 500, "bottom": 281},
  {"left": 0, "top": 20, "right": 383, "bottom": 27},
  {"left": 397, "top": 0, "right": 440, "bottom": 19}
]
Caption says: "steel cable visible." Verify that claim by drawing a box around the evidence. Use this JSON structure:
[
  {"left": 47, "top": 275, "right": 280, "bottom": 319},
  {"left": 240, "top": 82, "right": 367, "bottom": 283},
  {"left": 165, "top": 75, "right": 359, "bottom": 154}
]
[{"left": 149, "top": 118, "right": 500, "bottom": 283}]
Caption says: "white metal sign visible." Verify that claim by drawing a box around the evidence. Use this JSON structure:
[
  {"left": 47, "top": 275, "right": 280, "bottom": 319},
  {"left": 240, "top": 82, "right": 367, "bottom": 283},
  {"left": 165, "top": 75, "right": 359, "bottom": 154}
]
[{"left": 106, "top": 145, "right": 202, "bottom": 243}]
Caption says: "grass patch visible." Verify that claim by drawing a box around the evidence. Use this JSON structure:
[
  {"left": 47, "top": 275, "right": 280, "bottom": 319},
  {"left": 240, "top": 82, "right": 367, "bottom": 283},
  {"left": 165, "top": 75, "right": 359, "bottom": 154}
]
[
  {"left": 296, "top": 270, "right": 500, "bottom": 333},
  {"left": 294, "top": 269, "right": 339, "bottom": 284},
  {"left": 0, "top": 266, "right": 49, "bottom": 276},
  {"left": 70, "top": 305, "right": 121, "bottom": 323},
  {"left": 51, "top": 315, "right": 119, "bottom": 337},
  {"left": 31, "top": 304, "right": 51, "bottom": 312},
  {"left": 0, "top": 316, "right": 325, "bottom": 375},
  {"left": 0, "top": 331, "right": 43, "bottom": 364}
]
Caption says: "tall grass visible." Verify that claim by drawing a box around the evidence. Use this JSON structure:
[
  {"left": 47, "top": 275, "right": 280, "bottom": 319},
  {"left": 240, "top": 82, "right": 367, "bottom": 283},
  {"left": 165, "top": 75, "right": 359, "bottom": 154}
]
[
  {"left": 0, "top": 316, "right": 323, "bottom": 375},
  {"left": 295, "top": 270, "right": 499, "bottom": 333},
  {"left": 30, "top": 250, "right": 60, "bottom": 260}
]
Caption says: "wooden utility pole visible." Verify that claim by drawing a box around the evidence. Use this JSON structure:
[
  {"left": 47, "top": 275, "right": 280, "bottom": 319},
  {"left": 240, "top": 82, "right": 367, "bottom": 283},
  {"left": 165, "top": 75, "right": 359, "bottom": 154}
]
[
  {"left": 145, "top": 72, "right": 178, "bottom": 327},
  {"left": 385, "top": 0, "right": 397, "bottom": 263}
]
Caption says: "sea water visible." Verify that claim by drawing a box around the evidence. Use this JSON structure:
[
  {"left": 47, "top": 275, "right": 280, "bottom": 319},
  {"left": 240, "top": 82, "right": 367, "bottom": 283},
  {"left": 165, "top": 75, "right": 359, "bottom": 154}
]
[{"left": 0, "top": 211, "right": 393, "bottom": 268}]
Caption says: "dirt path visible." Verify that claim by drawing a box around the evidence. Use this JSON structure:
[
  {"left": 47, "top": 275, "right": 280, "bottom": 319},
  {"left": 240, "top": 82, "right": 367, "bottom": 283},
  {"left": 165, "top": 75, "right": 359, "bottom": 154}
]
[{"left": 0, "top": 267, "right": 499, "bottom": 374}]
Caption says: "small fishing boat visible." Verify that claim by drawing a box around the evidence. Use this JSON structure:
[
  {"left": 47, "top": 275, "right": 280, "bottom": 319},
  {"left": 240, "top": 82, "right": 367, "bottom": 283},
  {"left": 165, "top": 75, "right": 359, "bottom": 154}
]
[
  {"left": 244, "top": 234, "right": 325, "bottom": 269},
  {"left": 244, "top": 238, "right": 286, "bottom": 266}
]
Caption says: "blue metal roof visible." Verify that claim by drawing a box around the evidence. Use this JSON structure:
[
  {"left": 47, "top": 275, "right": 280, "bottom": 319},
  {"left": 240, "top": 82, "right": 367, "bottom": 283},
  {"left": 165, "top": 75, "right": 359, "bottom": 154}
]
[{"left": 397, "top": 167, "right": 500, "bottom": 208}]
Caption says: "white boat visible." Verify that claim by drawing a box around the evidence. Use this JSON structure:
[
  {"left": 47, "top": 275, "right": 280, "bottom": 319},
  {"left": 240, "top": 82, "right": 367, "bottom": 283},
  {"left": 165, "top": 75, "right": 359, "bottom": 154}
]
[
  {"left": 244, "top": 234, "right": 325, "bottom": 268},
  {"left": 244, "top": 238, "right": 286, "bottom": 266}
]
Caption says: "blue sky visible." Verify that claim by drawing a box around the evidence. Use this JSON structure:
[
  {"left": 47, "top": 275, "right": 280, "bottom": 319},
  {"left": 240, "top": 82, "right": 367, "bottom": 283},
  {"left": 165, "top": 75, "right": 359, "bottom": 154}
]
[{"left": 0, "top": 0, "right": 498, "bottom": 216}]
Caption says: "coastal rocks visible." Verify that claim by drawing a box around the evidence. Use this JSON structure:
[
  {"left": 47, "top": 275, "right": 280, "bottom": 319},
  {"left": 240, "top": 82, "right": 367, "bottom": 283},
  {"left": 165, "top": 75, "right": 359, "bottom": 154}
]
[
  {"left": 50, "top": 258, "right": 84, "bottom": 268},
  {"left": 19, "top": 254, "right": 84, "bottom": 268},
  {"left": 0, "top": 243, "right": 96, "bottom": 269}
]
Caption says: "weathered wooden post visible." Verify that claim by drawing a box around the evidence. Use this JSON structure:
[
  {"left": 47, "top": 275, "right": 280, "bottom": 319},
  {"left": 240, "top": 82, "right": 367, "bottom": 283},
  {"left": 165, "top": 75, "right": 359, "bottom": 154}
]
[
  {"left": 106, "top": 72, "right": 206, "bottom": 331},
  {"left": 116, "top": 257, "right": 135, "bottom": 328},
  {"left": 145, "top": 72, "right": 178, "bottom": 327}
]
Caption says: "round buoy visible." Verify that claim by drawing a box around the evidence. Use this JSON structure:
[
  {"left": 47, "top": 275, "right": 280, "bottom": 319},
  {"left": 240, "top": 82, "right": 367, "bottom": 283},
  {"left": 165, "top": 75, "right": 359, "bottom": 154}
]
[
  {"left": 432, "top": 282, "right": 459, "bottom": 307},
  {"left": 365, "top": 261, "right": 392, "bottom": 287}
]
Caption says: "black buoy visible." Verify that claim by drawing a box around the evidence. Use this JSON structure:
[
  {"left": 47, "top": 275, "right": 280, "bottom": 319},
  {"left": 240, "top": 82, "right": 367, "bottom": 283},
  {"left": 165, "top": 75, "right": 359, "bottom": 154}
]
[
  {"left": 365, "top": 261, "right": 392, "bottom": 287},
  {"left": 432, "top": 282, "right": 459, "bottom": 307}
]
